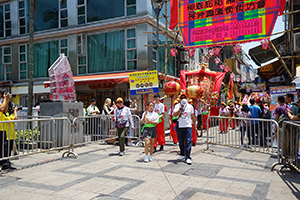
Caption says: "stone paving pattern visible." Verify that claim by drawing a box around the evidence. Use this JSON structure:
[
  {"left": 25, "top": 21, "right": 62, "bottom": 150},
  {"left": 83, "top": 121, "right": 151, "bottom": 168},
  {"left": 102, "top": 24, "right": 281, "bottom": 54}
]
[{"left": 0, "top": 134, "right": 299, "bottom": 200}]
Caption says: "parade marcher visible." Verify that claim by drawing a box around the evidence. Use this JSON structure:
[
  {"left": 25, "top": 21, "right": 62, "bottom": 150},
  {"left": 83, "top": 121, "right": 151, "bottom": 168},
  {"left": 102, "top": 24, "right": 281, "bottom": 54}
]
[
  {"left": 173, "top": 93, "right": 197, "bottom": 165},
  {"left": 189, "top": 100, "right": 198, "bottom": 146},
  {"left": 196, "top": 101, "right": 203, "bottom": 137},
  {"left": 142, "top": 102, "right": 159, "bottom": 162},
  {"left": 153, "top": 94, "right": 165, "bottom": 152},
  {"left": 202, "top": 102, "right": 210, "bottom": 130},
  {"left": 238, "top": 104, "right": 251, "bottom": 147},
  {"left": 227, "top": 101, "right": 236, "bottom": 129},
  {"left": 234, "top": 101, "right": 241, "bottom": 117},
  {"left": 168, "top": 100, "right": 179, "bottom": 145},
  {"left": 114, "top": 98, "right": 134, "bottom": 156},
  {"left": 219, "top": 102, "right": 229, "bottom": 133}
]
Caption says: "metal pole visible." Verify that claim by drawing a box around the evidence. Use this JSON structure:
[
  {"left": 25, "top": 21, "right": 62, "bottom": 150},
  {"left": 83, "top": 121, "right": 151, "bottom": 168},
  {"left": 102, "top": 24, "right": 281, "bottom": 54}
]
[{"left": 156, "top": 18, "right": 159, "bottom": 74}]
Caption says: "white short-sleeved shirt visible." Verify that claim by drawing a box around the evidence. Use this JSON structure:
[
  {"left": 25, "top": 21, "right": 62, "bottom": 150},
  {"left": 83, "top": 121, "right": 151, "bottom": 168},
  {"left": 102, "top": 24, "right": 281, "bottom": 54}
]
[
  {"left": 142, "top": 111, "right": 159, "bottom": 124},
  {"left": 87, "top": 105, "right": 100, "bottom": 115},
  {"left": 114, "top": 107, "right": 134, "bottom": 128},
  {"left": 174, "top": 103, "right": 194, "bottom": 128},
  {"left": 154, "top": 103, "right": 164, "bottom": 114}
]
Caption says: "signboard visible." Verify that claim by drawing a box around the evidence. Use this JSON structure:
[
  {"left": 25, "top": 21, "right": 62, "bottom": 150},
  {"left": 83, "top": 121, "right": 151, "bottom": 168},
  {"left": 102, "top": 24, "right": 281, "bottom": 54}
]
[
  {"left": 246, "top": 83, "right": 266, "bottom": 93},
  {"left": 129, "top": 70, "right": 159, "bottom": 95},
  {"left": 270, "top": 86, "right": 297, "bottom": 111},
  {"left": 178, "top": 0, "right": 281, "bottom": 47}
]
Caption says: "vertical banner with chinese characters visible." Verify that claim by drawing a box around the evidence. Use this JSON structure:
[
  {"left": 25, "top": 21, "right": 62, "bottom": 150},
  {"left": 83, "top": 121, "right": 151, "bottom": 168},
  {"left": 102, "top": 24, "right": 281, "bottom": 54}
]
[
  {"left": 129, "top": 70, "right": 159, "bottom": 95},
  {"left": 178, "top": 0, "right": 281, "bottom": 47}
]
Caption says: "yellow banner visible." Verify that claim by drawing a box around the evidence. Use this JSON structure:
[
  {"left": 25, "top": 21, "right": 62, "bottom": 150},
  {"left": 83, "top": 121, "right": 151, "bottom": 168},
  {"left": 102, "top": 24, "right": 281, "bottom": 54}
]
[{"left": 129, "top": 70, "right": 159, "bottom": 95}]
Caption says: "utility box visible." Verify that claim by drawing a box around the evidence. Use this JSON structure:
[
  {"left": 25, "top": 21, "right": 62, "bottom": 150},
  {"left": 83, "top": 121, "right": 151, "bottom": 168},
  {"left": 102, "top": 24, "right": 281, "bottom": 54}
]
[{"left": 40, "top": 101, "right": 83, "bottom": 149}]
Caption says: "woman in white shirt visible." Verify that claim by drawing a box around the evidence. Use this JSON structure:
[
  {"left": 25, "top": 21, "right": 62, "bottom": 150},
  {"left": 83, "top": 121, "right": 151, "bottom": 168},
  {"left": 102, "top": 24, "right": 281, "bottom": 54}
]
[
  {"left": 114, "top": 97, "right": 134, "bottom": 156},
  {"left": 142, "top": 102, "right": 159, "bottom": 162}
]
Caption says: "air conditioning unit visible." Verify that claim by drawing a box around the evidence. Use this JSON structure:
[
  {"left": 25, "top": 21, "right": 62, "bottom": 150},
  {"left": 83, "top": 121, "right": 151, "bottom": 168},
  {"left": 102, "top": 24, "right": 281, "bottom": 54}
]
[
  {"left": 294, "top": 32, "right": 300, "bottom": 52},
  {"left": 180, "top": 51, "right": 189, "bottom": 62},
  {"left": 180, "top": 63, "right": 189, "bottom": 71}
]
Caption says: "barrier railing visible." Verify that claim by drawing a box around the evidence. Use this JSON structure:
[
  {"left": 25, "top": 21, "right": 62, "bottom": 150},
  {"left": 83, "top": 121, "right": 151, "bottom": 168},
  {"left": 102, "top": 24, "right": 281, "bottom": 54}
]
[
  {"left": 203, "top": 116, "right": 279, "bottom": 156},
  {"left": 0, "top": 117, "right": 71, "bottom": 165},
  {"left": 62, "top": 114, "right": 142, "bottom": 158},
  {"left": 271, "top": 121, "right": 300, "bottom": 173}
]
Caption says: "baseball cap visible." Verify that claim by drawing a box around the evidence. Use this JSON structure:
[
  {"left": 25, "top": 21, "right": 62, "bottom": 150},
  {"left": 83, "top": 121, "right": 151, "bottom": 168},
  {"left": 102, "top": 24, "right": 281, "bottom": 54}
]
[
  {"left": 116, "top": 97, "right": 123, "bottom": 103},
  {"left": 90, "top": 99, "right": 96, "bottom": 103}
]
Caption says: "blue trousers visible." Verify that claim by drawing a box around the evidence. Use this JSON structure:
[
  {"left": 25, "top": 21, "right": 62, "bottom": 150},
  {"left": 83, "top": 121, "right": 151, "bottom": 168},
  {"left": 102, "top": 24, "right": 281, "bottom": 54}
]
[{"left": 177, "top": 127, "right": 192, "bottom": 160}]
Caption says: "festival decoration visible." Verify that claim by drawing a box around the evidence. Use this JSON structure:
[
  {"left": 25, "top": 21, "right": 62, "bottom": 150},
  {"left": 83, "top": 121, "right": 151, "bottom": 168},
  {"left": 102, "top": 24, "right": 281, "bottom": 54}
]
[
  {"left": 214, "top": 47, "right": 221, "bottom": 56},
  {"left": 164, "top": 81, "right": 180, "bottom": 97},
  {"left": 220, "top": 65, "right": 225, "bottom": 70},
  {"left": 209, "top": 49, "right": 214, "bottom": 56},
  {"left": 48, "top": 54, "right": 76, "bottom": 101},
  {"left": 228, "top": 78, "right": 234, "bottom": 100},
  {"left": 170, "top": 48, "right": 178, "bottom": 57},
  {"left": 178, "top": 0, "right": 282, "bottom": 47},
  {"left": 187, "top": 85, "right": 203, "bottom": 99},
  {"left": 230, "top": 74, "right": 235, "bottom": 79},
  {"left": 234, "top": 44, "right": 242, "bottom": 56},
  {"left": 211, "top": 91, "right": 219, "bottom": 99},
  {"left": 187, "top": 48, "right": 195, "bottom": 57},
  {"left": 236, "top": 77, "right": 240, "bottom": 82},
  {"left": 215, "top": 58, "right": 220, "bottom": 64},
  {"left": 241, "top": 78, "right": 245, "bottom": 82},
  {"left": 261, "top": 39, "right": 271, "bottom": 56},
  {"left": 225, "top": 66, "right": 230, "bottom": 72}
]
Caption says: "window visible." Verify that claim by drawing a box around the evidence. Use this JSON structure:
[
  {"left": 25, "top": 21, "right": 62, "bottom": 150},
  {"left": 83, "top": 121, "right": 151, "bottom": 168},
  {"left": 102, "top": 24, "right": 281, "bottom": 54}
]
[
  {"left": 59, "top": 0, "right": 68, "bottom": 28},
  {"left": 77, "top": 0, "right": 86, "bottom": 25},
  {"left": 18, "top": 0, "right": 27, "bottom": 35},
  {"left": 60, "top": 38, "right": 68, "bottom": 57},
  {"left": 0, "top": 3, "right": 11, "bottom": 37},
  {"left": 34, "top": 0, "right": 59, "bottom": 31},
  {"left": 126, "top": 0, "right": 136, "bottom": 16},
  {"left": 77, "top": 34, "right": 87, "bottom": 75},
  {"left": 19, "top": 44, "right": 27, "bottom": 80},
  {"left": 87, "top": 30, "right": 125, "bottom": 73},
  {"left": 0, "top": 47, "right": 11, "bottom": 81},
  {"left": 126, "top": 28, "right": 137, "bottom": 70},
  {"left": 19, "top": 40, "right": 59, "bottom": 80}
]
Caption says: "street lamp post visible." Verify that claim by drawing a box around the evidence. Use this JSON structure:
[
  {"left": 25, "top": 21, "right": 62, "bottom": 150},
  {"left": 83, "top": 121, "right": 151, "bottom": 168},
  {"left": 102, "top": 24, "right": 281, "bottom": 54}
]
[{"left": 151, "top": 0, "right": 164, "bottom": 74}]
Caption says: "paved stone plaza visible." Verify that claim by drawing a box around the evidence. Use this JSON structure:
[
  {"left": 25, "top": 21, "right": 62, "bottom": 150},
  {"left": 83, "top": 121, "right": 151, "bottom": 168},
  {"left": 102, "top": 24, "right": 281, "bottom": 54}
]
[{"left": 0, "top": 135, "right": 299, "bottom": 200}]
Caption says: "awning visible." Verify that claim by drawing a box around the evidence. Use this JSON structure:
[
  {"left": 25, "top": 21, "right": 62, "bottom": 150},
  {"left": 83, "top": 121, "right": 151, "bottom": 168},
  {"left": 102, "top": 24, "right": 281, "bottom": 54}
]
[
  {"left": 44, "top": 71, "right": 179, "bottom": 88},
  {"left": 257, "top": 60, "right": 284, "bottom": 81},
  {"left": 249, "top": 34, "right": 286, "bottom": 66}
]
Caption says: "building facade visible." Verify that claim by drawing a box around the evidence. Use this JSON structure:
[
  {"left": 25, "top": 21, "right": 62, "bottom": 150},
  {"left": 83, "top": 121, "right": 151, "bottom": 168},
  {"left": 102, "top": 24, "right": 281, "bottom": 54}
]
[{"left": 0, "top": 0, "right": 178, "bottom": 108}]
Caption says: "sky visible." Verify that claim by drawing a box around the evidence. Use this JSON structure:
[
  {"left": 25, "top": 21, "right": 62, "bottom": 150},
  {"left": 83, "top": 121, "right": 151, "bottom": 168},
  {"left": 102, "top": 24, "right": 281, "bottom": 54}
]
[{"left": 241, "top": 16, "right": 285, "bottom": 69}]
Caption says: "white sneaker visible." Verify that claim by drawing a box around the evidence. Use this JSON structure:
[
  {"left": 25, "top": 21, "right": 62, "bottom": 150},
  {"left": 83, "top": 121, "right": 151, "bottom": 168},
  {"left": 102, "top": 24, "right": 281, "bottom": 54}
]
[
  {"left": 186, "top": 159, "right": 192, "bottom": 165},
  {"left": 144, "top": 155, "right": 149, "bottom": 162},
  {"left": 119, "top": 152, "right": 124, "bottom": 156},
  {"left": 178, "top": 155, "right": 184, "bottom": 161},
  {"left": 149, "top": 155, "right": 153, "bottom": 162},
  {"left": 127, "top": 142, "right": 133, "bottom": 146}
]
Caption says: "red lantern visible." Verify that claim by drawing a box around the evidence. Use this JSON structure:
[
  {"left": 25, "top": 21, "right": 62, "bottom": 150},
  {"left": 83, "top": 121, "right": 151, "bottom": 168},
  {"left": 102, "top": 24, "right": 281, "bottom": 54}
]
[
  {"left": 164, "top": 81, "right": 180, "bottom": 97},
  {"left": 186, "top": 85, "right": 202, "bottom": 100}
]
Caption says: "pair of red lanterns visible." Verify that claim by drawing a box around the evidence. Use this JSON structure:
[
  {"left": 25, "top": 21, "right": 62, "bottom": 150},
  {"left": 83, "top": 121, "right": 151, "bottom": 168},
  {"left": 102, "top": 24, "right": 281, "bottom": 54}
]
[{"left": 164, "top": 81, "right": 203, "bottom": 100}]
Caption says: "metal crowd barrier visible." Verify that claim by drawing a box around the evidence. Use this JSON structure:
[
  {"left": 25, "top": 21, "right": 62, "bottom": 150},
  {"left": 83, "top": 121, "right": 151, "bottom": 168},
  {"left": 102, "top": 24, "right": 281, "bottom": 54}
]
[
  {"left": 0, "top": 117, "right": 71, "bottom": 164},
  {"left": 271, "top": 121, "right": 300, "bottom": 173},
  {"left": 203, "top": 116, "right": 279, "bottom": 156},
  {"left": 62, "top": 114, "right": 142, "bottom": 158}
]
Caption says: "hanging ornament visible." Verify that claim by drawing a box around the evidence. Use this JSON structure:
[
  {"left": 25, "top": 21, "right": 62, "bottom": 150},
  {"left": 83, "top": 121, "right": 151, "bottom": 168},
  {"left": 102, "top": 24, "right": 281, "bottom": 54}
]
[
  {"left": 234, "top": 44, "right": 242, "bottom": 56},
  {"left": 230, "top": 74, "right": 235, "bottom": 79},
  {"left": 236, "top": 77, "right": 240, "bottom": 82},
  {"left": 209, "top": 49, "right": 214, "bottom": 56},
  {"left": 241, "top": 78, "right": 245, "bottom": 83},
  {"left": 164, "top": 81, "right": 180, "bottom": 97},
  {"left": 214, "top": 47, "right": 221, "bottom": 56},
  {"left": 261, "top": 39, "right": 270, "bottom": 56},
  {"left": 220, "top": 65, "right": 225, "bottom": 70},
  {"left": 225, "top": 66, "right": 230, "bottom": 72},
  {"left": 215, "top": 57, "right": 220, "bottom": 64},
  {"left": 170, "top": 48, "right": 178, "bottom": 57},
  {"left": 187, "top": 48, "right": 195, "bottom": 57}
]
